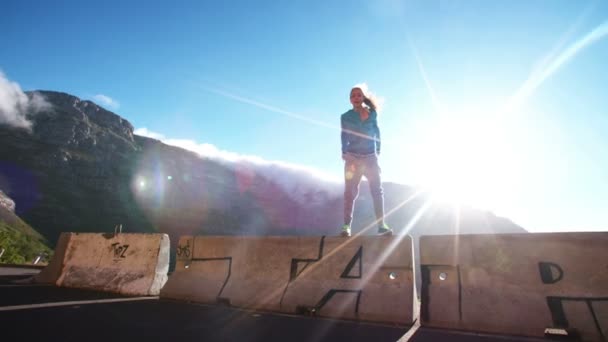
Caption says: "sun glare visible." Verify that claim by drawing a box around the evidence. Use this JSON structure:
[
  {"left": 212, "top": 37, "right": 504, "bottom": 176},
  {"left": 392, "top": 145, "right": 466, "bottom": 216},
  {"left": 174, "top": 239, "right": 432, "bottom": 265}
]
[{"left": 412, "top": 116, "right": 520, "bottom": 211}]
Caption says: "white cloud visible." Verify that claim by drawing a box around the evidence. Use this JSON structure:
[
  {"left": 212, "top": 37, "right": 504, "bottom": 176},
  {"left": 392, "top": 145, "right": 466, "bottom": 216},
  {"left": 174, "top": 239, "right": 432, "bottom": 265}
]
[
  {"left": 133, "top": 127, "right": 166, "bottom": 140},
  {"left": 0, "top": 71, "right": 51, "bottom": 130},
  {"left": 135, "top": 127, "right": 254, "bottom": 162},
  {"left": 93, "top": 94, "right": 120, "bottom": 110},
  {"left": 133, "top": 127, "right": 342, "bottom": 202}
]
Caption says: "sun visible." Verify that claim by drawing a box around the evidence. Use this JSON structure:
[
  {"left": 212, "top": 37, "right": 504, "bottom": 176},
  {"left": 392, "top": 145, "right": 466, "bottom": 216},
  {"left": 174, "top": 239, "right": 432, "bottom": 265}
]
[{"left": 412, "top": 116, "right": 520, "bottom": 211}]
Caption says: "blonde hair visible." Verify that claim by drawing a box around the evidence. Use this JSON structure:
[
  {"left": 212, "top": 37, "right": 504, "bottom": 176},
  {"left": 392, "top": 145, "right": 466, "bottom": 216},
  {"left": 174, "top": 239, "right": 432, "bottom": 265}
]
[{"left": 351, "top": 83, "right": 383, "bottom": 113}]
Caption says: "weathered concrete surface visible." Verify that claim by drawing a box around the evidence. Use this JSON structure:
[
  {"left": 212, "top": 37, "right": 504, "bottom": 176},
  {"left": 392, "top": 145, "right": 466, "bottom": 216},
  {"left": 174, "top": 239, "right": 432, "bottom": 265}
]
[
  {"left": 34, "top": 232, "right": 71, "bottom": 283},
  {"left": 161, "top": 235, "right": 414, "bottom": 325},
  {"left": 38, "top": 232, "right": 169, "bottom": 295},
  {"left": 420, "top": 232, "right": 608, "bottom": 341}
]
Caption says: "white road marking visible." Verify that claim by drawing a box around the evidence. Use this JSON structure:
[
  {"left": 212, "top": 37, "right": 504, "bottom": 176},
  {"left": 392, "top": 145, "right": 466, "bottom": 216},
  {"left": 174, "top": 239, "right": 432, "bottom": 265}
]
[{"left": 0, "top": 296, "right": 158, "bottom": 311}]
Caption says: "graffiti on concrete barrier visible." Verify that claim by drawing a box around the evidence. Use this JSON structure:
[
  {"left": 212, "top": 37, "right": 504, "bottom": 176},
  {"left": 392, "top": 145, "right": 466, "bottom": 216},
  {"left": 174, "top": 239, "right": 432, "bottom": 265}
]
[
  {"left": 421, "top": 259, "right": 607, "bottom": 340},
  {"left": 296, "top": 289, "right": 363, "bottom": 316},
  {"left": 420, "top": 264, "right": 462, "bottom": 323},
  {"left": 190, "top": 256, "right": 233, "bottom": 301},
  {"left": 288, "top": 236, "right": 325, "bottom": 282},
  {"left": 546, "top": 296, "right": 607, "bottom": 340},
  {"left": 111, "top": 243, "right": 129, "bottom": 259},
  {"left": 179, "top": 237, "right": 407, "bottom": 321},
  {"left": 280, "top": 237, "right": 326, "bottom": 307},
  {"left": 282, "top": 237, "right": 365, "bottom": 316},
  {"left": 340, "top": 246, "right": 362, "bottom": 279},
  {"left": 176, "top": 240, "right": 191, "bottom": 258},
  {"left": 538, "top": 262, "right": 563, "bottom": 284},
  {"left": 540, "top": 261, "right": 607, "bottom": 341}
]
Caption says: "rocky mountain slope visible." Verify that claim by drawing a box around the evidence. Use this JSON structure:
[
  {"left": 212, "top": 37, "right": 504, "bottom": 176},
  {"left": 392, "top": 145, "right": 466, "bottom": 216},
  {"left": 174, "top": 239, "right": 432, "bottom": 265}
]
[{"left": 0, "top": 91, "right": 526, "bottom": 250}]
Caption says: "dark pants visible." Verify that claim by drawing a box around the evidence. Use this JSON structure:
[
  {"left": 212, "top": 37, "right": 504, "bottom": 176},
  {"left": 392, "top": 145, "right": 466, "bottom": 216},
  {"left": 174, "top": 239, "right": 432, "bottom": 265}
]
[{"left": 343, "top": 153, "right": 385, "bottom": 227}]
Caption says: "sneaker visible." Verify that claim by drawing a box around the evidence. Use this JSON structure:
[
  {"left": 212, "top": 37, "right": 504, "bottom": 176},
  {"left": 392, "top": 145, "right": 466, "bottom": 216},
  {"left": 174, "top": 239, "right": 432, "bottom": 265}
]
[
  {"left": 340, "top": 224, "right": 351, "bottom": 237},
  {"left": 377, "top": 223, "right": 393, "bottom": 236}
]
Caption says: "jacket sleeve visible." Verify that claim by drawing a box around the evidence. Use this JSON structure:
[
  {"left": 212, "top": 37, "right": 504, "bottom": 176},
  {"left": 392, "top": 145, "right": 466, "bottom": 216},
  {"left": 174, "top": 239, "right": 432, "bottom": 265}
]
[
  {"left": 341, "top": 115, "right": 348, "bottom": 154},
  {"left": 373, "top": 112, "right": 381, "bottom": 154}
]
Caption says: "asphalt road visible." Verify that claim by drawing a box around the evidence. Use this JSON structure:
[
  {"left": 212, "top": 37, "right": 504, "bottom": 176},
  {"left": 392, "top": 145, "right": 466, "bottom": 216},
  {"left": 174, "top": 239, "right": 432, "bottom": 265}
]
[
  {"left": 0, "top": 264, "right": 44, "bottom": 276},
  {"left": 0, "top": 271, "right": 548, "bottom": 342}
]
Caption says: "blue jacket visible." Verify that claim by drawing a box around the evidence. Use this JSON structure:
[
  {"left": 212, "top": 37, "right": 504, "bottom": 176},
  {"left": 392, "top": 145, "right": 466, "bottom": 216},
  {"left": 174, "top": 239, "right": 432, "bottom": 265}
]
[{"left": 341, "top": 109, "right": 381, "bottom": 155}]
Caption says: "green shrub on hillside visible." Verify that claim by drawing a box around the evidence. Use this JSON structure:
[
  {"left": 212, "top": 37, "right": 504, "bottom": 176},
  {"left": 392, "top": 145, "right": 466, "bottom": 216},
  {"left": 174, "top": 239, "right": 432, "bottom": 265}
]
[{"left": 0, "top": 223, "right": 53, "bottom": 264}]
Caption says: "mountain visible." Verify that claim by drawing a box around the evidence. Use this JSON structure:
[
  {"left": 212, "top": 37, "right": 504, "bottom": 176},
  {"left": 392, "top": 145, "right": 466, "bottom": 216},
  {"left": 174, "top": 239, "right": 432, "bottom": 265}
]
[{"left": 0, "top": 91, "right": 527, "bottom": 252}]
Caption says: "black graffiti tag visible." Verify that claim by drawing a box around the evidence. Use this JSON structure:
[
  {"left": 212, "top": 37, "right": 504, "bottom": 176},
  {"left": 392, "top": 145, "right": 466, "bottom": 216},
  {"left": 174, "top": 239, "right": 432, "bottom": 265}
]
[
  {"left": 540, "top": 261, "right": 608, "bottom": 340},
  {"left": 177, "top": 241, "right": 191, "bottom": 258},
  {"left": 111, "top": 243, "right": 129, "bottom": 259},
  {"left": 538, "top": 262, "right": 563, "bottom": 284}
]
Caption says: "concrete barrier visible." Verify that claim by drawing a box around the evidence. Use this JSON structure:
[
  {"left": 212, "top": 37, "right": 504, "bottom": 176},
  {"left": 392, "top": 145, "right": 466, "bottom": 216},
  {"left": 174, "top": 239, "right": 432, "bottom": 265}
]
[
  {"left": 420, "top": 233, "right": 608, "bottom": 341},
  {"left": 34, "top": 232, "right": 71, "bottom": 284},
  {"left": 36, "top": 232, "right": 170, "bottom": 296},
  {"left": 161, "top": 235, "right": 414, "bottom": 325}
]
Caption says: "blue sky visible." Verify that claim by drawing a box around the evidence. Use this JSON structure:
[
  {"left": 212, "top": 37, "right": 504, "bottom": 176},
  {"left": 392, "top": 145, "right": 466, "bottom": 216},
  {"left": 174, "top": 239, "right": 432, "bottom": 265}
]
[{"left": 1, "top": 0, "right": 608, "bottom": 232}]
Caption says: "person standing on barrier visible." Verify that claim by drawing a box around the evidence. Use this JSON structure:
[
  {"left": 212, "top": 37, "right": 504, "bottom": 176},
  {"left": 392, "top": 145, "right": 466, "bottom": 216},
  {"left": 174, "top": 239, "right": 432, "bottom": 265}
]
[{"left": 339, "top": 85, "right": 392, "bottom": 237}]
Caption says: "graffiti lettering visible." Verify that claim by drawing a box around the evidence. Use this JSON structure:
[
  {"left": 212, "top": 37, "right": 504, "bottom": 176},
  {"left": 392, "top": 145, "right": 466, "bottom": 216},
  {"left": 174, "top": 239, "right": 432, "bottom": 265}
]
[
  {"left": 176, "top": 241, "right": 191, "bottom": 258},
  {"left": 288, "top": 237, "right": 325, "bottom": 282},
  {"left": 284, "top": 239, "right": 365, "bottom": 316},
  {"left": 538, "top": 262, "right": 563, "bottom": 284},
  {"left": 191, "top": 257, "right": 232, "bottom": 299},
  {"left": 111, "top": 243, "right": 129, "bottom": 259},
  {"left": 546, "top": 296, "right": 608, "bottom": 341},
  {"left": 539, "top": 261, "right": 607, "bottom": 340},
  {"left": 296, "top": 290, "right": 362, "bottom": 316},
  {"left": 340, "top": 246, "right": 362, "bottom": 279}
]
